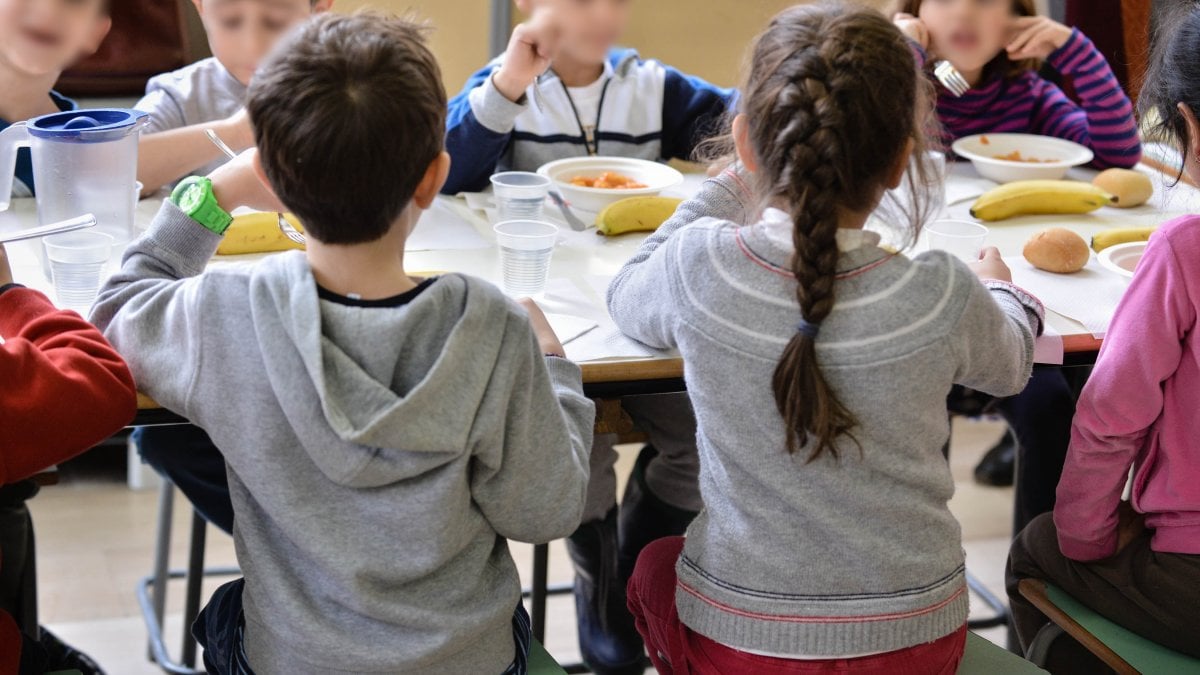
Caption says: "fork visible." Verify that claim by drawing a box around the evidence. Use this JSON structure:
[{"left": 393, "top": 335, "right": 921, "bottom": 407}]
[
  {"left": 205, "top": 128, "right": 306, "bottom": 247},
  {"left": 276, "top": 213, "right": 306, "bottom": 246},
  {"left": 933, "top": 60, "right": 970, "bottom": 97}
]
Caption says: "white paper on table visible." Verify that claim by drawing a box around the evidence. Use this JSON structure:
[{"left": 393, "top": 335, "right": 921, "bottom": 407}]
[
  {"left": 545, "top": 313, "right": 598, "bottom": 345},
  {"left": 406, "top": 199, "right": 490, "bottom": 251},
  {"left": 944, "top": 175, "right": 997, "bottom": 205},
  {"left": 1006, "top": 256, "right": 1128, "bottom": 338},
  {"left": 1034, "top": 323, "right": 1064, "bottom": 365},
  {"left": 537, "top": 277, "right": 660, "bottom": 362}
]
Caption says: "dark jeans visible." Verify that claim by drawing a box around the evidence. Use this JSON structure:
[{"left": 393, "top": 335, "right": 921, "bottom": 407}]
[
  {"left": 133, "top": 426, "right": 234, "bottom": 534},
  {"left": 195, "top": 579, "right": 534, "bottom": 675},
  {"left": 1007, "top": 512, "right": 1200, "bottom": 659}
]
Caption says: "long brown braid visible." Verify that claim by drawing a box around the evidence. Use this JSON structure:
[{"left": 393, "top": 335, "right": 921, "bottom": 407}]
[{"left": 739, "top": 5, "right": 936, "bottom": 460}]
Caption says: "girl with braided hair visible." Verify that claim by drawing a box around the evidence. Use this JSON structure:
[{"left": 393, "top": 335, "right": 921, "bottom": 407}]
[{"left": 608, "top": 4, "right": 1044, "bottom": 672}]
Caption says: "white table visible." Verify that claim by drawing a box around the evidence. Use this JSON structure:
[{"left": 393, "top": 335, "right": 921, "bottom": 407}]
[{"left": 4, "top": 161, "right": 1198, "bottom": 392}]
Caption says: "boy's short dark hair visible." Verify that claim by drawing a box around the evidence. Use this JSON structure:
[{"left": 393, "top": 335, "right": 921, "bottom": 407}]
[{"left": 246, "top": 13, "right": 447, "bottom": 245}]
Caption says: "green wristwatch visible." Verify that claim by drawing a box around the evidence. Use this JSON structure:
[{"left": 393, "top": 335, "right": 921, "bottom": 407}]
[{"left": 171, "top": 176, "right": 233, "bottom": 235}]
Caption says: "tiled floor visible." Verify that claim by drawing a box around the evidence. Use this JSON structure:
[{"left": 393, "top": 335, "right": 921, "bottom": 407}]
[{"left": 29, "top": 418, "right": 1012, "bottom": 673}]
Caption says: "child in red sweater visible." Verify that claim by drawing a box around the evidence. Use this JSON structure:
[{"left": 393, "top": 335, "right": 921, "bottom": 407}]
[
  {"left": 1007, "top": 3, "right": 1200, "bottom": 664},
  {"left": 0, "top": 242, "right": 137, "bottom": 673}
]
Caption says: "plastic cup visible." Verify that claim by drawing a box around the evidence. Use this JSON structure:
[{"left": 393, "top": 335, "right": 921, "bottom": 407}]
[
  {"left": 494, "top": 220, "right": 558, "bottom": 296},
  {"left": 44, "top": 231, "right": 113, "bottom": 313},
  {"left": 926, "top": 219, "right": 988, "bottom": 262},
  {"left": 928, "top": 150, "right": 947, "bottom": 207},
  {"left": 491, "top": 171, "right": 551, "bottom": 222}
]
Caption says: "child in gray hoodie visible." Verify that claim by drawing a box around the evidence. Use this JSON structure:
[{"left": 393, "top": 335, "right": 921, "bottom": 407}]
[{"left": 91, "top": 13, "right": 593, "bottom": 675}]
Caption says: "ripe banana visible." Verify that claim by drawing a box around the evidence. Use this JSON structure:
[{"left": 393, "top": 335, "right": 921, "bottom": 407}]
[
  {"left": 1091, "top": 227, "right": 1156, "bottom": 253},
  {"left": 596, "top": 196, "right": 684, "bottom": 236},
  {"left": 217, "top": 212, "right": 305, "bottom": 255},
  {"left": 969, "top": 180, "right": 1115, "bottom": 222}
]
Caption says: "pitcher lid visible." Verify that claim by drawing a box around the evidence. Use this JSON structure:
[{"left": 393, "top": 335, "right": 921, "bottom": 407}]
[{"left": 28, "top": 108, "right": 149, "bottom": 143}]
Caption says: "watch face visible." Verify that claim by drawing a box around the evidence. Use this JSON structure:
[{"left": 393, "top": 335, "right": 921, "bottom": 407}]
[{"left": 179, "top": 182, "right": 205, "bottom": 213}]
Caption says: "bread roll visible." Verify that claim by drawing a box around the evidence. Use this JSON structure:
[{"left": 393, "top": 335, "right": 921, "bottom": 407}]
[
  {"left": 1023, "top": 228, "right": 1090, "bottom": 274},
  {"left": 1092, "top": 168, "right": 1153, "bottom": 208}
]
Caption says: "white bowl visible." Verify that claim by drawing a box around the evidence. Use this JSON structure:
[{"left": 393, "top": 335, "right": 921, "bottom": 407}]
[
  {"left": 537, "top": 157, "right": 683, "bottom": 213},
  {"left": 1097, "top": 241, "right": 1146, "bottom": 279},
  {"left": 951, "top": 133, "right": 1093, "bottom": 183}
]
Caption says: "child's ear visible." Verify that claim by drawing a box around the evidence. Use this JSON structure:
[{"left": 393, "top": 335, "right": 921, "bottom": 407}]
[
  {"left": 83, "top": 15, "right": 112, "bottom": 56},
  {"left": 885, "top": 138, "right": 915, "bottom": 190},
  {"left": 412, "top": 151, "right": 451, "bottom": 210},
  {"left": 1178, "top": 102, "right": 1200, "bottom": 162},
  {"left": 732, "top": 114, "right": 758, "bottom": 174},
  {"left": 312, "top": 0, "right": 334, "bottom": 12},
  {"left": 514, "top": 0, "right": 534, "bottom": 15}
]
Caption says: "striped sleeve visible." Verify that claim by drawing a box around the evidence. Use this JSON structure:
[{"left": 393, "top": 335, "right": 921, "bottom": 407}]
[{"left": 1032, "top": 28, "right": 1141, "bottom": 169}]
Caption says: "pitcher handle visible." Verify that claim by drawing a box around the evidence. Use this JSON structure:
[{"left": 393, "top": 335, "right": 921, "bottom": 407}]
[{"left": 0, "top": 122, "right": 31, "bottom": 212}]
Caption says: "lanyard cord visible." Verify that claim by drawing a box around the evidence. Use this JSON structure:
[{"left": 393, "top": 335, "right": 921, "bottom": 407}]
[{"left": 557, "top": 75, "right": 613, "bottom": 156}]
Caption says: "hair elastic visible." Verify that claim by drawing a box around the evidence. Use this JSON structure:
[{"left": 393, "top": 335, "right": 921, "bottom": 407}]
[{"left": 796, "top": 319, "right": 820, "bottom": 339}]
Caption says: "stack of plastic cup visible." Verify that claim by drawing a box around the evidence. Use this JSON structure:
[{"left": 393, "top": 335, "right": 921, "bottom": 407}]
[
  {"left": 43, "top": 230, "right": 113, "bottom": 313},
  {"left": 490, "top": 171, "right": 551, "bottom": 222},
  {"left": 493, "top": 220, "right": 558, "bottom": 296},
  {"left": 926, "top": 219, "right": 988, "bottom": 262}
]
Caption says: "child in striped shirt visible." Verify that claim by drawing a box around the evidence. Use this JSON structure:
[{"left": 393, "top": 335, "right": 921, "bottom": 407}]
[
  {"left": 893, "top": 0, "right": 1142, "bottom": 542},
  {"left": 892, "top": 0, "right": 1141, "bottom": 168},
  {"left": 609, "top": 6, "right": 1042, "bottom": 671}
]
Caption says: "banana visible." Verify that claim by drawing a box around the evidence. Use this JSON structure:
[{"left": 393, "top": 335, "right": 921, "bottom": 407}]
[
  {"left": 1091, "top": 227, "right": 1156, "bottom": 253},
  {"left": 969, "top": 180, "right": 1116, "bottom": 222},
  {"left": 217, "top": 212, "right": 306, "bottom": 255},
  {"left": 596, "top": 196, "right": 684, "bottom": 236}
]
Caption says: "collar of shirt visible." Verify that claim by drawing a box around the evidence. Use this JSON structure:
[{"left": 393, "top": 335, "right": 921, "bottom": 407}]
[{"left": 759, "top": 207, "right": 882, "bottom": 252}]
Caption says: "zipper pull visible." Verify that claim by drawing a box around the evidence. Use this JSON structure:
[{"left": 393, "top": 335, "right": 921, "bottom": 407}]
[{"left": 583, "top": 124, "right": 597, "bottom": 156}]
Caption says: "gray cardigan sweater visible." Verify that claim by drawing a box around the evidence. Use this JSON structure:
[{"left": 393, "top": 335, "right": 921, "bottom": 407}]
[
  {"left": 608, "top": 173, "right": 1042, "bottom": 657},
  {"left": 91, "top": 203, "right": 595, "bottom": 674}
]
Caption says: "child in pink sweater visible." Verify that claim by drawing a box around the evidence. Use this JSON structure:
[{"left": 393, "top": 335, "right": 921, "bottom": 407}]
[{"left": 1006, "top": 4, "right": 1200, "bottom": 662}]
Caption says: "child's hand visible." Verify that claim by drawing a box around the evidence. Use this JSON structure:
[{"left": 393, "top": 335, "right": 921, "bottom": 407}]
[
  {"left": 517, "top": 298, "right": 565, "bottom": 358},
  {"left": 893, "top": 13, "right": 930, "bottom": 51},
  {"left": 1006, "top": 17, "right": 1073, "bottom": 60},
  {"left": 0, "top": 244, "right": 13, "bottom": 287},
  {"left": 494, "top": 9, "right": 560, "bottom": 103},
  {"left": 208, "top": 148, "right": 286, "bottom": 215},
  {"left": 967, "top": 247, "right": 1012, "bottom": 283}
]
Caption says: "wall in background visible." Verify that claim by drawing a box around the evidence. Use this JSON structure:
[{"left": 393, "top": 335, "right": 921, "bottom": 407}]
[{"left": 337, "top": 0, "right": 892, "bottom": 93}]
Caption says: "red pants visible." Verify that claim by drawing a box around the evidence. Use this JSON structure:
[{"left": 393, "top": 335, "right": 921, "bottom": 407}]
[{"left": 626, "top": 537, "right": 967, "bottom": 674}]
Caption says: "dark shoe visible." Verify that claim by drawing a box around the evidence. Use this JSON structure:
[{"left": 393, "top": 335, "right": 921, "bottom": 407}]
[
  {"left": 21, "top": 627, "right": 106, "bottom": 675},
  {"left": 974, "top": 428, "right": 1017, "bottom": 487},
  {"left": 565, "top": 509, "right": 645, "bottom": 675},
  {"left": 617, "top": 445, "right": 698, "bottom": 583}
]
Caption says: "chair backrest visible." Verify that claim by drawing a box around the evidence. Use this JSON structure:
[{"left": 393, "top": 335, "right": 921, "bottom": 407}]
[
  {"left": 56, "top": 0, "right": 190, "bottom": 97},
  {"left": 1019, "top": 578, "right": 1200, "bottom": 674}
]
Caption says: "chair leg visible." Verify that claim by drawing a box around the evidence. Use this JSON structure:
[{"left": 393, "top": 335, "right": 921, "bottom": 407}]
[
  {"left": 531, "top": 543, "right": 549, "bottom": 642},
  {"left": 148, "top": 480, "right": 174, "bottom": 661},
  {"left": 966, "top": 571, "right": 1011, "bottom": 630},
  {"left": 180, "top": 512, "right": 207, "bottom": 668},
  {"left": 1025, "top": 622, "right": 1066, "bottom": 667}
]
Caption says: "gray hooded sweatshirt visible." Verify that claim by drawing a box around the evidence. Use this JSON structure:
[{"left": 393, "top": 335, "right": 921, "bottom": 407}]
[{"left": 91, "top": 202, "right": 594, "bottom": 674}]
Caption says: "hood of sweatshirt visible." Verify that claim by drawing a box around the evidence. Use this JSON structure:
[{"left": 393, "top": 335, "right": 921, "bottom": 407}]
[{"left": 247, "top": 254, "right": 513, "bottom": 489}]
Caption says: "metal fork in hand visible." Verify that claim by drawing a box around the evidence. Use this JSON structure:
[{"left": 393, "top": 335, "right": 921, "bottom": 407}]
[
  {"left": 205, "top": 128, "right": 305, "bottom": 247},
  {"left": 933, "top": 60, "right": 969, "bottom": 97},
  {"left": 276, "top": 213, "right": 306, "bottom": 246}
]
